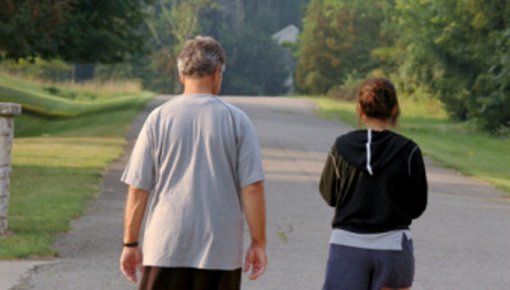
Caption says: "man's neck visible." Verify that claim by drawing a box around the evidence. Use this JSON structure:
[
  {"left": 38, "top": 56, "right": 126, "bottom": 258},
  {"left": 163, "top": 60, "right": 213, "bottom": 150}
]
[{"left": 182, "top": 78, "right": 216, "bottom": 96}]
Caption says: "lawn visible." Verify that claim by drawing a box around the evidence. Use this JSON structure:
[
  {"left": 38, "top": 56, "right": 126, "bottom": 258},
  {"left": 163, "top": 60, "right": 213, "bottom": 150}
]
[
  {"left": 0, "top": 75, "right": 153, "bottom": 258},
  {"left": 312, "top": 96, "right": 510, "bottom": 194},
  {"left": 0, "top": 73, "right": 152, "bottom": 117}
]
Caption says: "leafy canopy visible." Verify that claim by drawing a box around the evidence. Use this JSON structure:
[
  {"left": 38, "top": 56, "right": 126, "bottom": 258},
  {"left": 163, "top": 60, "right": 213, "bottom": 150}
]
[{"left": 0, "top": 0, "right": 152, "bottom": 63}]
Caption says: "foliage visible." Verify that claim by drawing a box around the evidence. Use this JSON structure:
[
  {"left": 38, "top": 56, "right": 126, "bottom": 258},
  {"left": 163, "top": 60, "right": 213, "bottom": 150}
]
[
  {"left": 200, "top": 0, "right": 307, "bottom": 95},
  {"left": 0, "top": 0, "right": 152, "bottom": 63},
  {"left": 209, "top": 24, "right": 291, "bottom": 95},
  {"left": 1, "top": 0, "right": 308, "bottom": 95},
  {"left": 0, "top": 59, "right": 73, "bottom": 81},
  {"left": 326, "top": 74, "right": 365, "bottom": 101},
  {"left": 129, "top": 0, "right": 306, "bottom": 95},
  {"left": 243, "top": 0, "right": 309, "bottom": 35},
  {"left": 129, "top": 0, "right": 214, "bottom": 93},
  {"left": 297, "top": 0, "right": 510, "bottom": 134},
  {"left": 393, "top": 0, "right": 510, "bottom": 133},
  {"left": 295, "top": 0, "right": 389, "bottom": 95}
]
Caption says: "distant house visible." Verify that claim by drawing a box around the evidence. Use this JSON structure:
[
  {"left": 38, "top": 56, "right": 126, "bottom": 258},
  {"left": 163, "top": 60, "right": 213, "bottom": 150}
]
[
  {"left": 271, "top": 25, "right": 300, "bottom": 92},
  {"left": 271, "top": 25, "right": 300, "bottom": 45}
]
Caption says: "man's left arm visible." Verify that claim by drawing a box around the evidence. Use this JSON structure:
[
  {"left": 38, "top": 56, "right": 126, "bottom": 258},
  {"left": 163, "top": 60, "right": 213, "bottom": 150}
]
[
  {"left": 120, "top": 186, "right": 149, "bottom": 283},
  {"left": 242, "top": 181, "right": 267, "bottom": 280}
]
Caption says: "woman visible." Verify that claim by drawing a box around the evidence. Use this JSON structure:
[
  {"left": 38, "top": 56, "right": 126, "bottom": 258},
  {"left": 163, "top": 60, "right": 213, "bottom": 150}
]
[{"left": 319, "top": 78, "right": 428, "bottom": 290}]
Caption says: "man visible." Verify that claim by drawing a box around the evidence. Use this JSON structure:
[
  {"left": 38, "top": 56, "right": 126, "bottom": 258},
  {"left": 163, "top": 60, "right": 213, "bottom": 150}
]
[{"left": 119, "top": 36, "right": 267, "bottom": 290}]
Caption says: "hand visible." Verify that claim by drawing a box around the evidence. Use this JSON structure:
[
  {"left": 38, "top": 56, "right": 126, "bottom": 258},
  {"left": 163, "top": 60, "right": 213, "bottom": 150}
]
[
  {"left": 120, "top": 246, "right": 143, "bottom": 283},
  {"left": 244, "top": 242, "right": 268, "bottom": 281}
]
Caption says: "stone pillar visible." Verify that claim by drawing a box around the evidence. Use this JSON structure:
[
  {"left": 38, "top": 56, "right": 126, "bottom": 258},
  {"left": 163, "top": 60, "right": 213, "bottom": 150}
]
[{"left": 0, "top": 103, "right": 22, "bottom": 235}]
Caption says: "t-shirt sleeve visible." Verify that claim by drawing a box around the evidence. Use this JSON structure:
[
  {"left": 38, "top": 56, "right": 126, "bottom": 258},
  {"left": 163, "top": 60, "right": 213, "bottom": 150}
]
[
  {"left": 121, "top": 119, "right": 155, "bottom": 192},
  {"left": 237, "top": 113, "right": 265, "bottom": 188}
]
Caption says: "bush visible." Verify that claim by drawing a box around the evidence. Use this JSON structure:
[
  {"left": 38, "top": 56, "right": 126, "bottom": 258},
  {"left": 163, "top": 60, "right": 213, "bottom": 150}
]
[
  {"left": 0, "top": 58, "right": 73, "bottom": 81},
  {"left": 326, "top": 74, "right": 363, "bottom": 101}
]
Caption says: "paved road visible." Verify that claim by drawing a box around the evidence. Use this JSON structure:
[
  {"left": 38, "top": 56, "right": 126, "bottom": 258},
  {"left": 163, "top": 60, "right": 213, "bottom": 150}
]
[{"left": 4, "top": 96, "right": 510, "bottom": 289}]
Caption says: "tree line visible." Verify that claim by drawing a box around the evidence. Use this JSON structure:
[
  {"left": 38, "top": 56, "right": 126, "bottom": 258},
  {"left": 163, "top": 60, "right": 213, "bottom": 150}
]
[
  {"left": 0, "top": 0, "right": 148, "bottom": 63},
  {"left": 295, "top": 0, "right": 510, "bottom": 134},
  {"left": 0, "top": 0, "right": 307, "bottom": 96},
  {"left": 2, "top": 0, "right": 507, "bottom": 133}
]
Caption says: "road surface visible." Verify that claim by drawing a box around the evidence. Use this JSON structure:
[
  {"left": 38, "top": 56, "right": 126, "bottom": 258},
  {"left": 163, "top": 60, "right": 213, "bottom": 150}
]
[{"left": 4, "top": 96, "right": 510, "bottom": 290}]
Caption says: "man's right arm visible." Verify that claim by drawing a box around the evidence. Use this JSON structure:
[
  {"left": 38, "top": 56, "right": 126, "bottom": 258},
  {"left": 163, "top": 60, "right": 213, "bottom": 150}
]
[
  {"left": 120, "top": 186, "right": 149, "bottom": 283},
  {"left": 241, "top": 181, "right": 267, "bottom": 281}
]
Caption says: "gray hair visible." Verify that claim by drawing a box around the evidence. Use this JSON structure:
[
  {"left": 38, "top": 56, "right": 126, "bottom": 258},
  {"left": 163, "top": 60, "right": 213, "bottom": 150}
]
[{"left": 177, "top": 36, "right": 226, "bottom": 78}]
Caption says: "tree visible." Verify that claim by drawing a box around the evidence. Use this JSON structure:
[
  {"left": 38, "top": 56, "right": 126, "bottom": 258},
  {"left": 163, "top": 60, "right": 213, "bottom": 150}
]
[
  {"left": 138, "top": 0, "right": 214, "bottom": 93},
  {"left": 95, "top": 0, "right": 306, "bottom": 95},
  {"left": 295, "top": 0, "right": 510, "bottom": 133},
  {"left": 200, "top": 0, "right": 300, "bottom": 95},
  {"left": 0, "top": 0, "right": 151, "bottom": 63},
  {"left": 394, "top": 0, "right": 510, "bottom": 132},
  {"left": 243, "top": 0, "right": 309, "bottom": 34},
  {"left": 217, "top": 25, "right": 290, "bottom": 95},
  {"left": 295, "top": 0, "right": 388, "bottom": 95}
]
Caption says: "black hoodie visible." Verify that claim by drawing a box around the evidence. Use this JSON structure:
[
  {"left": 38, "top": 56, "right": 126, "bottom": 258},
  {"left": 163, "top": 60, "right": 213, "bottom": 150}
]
[{"left": 319, "top": 130, "right": 427, "bottom": 234}]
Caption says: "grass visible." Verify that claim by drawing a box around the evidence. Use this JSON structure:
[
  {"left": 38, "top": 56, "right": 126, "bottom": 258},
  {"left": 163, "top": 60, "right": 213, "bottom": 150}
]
[
  {"left": 0, "top": 75, "right": 153, "bottom": 258},
  {"left": 312, "top": 96, "right": 510, "bottom": 193},
  {"left": 3, "top": 137, "right": 125, "bottom": 258},
  {"left": 0, "top": 73, "right": 151, "bottom": 117}
]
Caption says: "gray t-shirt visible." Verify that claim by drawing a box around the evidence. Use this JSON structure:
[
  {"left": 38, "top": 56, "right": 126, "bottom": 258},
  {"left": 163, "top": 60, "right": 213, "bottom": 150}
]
[{"left": 121, "top": 94, "right": 264, "bottom": 270}]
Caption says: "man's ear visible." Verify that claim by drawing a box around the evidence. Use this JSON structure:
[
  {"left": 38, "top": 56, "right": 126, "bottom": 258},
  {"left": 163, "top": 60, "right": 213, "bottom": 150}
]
[
  {"left": 212, "top": 66, "right": 222, "bottom": 82},
  {"left": 178, "top": 73, "right": 185, "bottom": 85},
  {"left": 214, "top": 66, "right": 222, "bottom": 78}
]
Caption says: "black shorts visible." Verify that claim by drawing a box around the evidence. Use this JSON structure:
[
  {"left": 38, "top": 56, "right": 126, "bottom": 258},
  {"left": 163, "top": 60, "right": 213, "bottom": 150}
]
[
  {"left": 322, "top": 236, "right": 415, "bottom": 290},
  {"left": 139, "top": 267, "right": 242, "bottom": 290}
]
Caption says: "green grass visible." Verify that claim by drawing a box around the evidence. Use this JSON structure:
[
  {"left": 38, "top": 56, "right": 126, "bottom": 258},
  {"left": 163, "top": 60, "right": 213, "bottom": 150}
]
[
  {"left": 312, "top": 96, "right": 510, "bottom": 193},
  {"left": 0, "top": 73, "right": 151, "bottom": 117},
  {"left": 3, "top": 137, "right": 125, "bottom": 258},
  {"left": 0, "top": 75, "right": 153, "bottom": 258}
]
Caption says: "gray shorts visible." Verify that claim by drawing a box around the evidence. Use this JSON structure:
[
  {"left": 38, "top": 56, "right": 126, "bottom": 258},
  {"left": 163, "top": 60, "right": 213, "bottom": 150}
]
[{"left": 322, "top": 236, "right": 414, "bottom": 290}]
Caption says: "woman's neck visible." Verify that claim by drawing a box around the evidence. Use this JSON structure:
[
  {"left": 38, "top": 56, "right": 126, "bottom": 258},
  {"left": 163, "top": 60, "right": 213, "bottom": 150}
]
[{"left": 363, "top": 118, "right": 393, "bottom": 132}]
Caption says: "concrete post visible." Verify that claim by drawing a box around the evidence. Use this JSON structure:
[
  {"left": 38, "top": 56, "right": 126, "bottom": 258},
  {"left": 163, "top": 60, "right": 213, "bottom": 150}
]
[{"left": 0, "top": 103, "right": 22, "bottom": 235}]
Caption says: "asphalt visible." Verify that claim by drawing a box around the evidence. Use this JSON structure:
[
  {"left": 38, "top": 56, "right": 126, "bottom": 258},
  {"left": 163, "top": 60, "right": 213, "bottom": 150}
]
[{"left": 1, "top": 96, "right": 509, "bottom": 289}]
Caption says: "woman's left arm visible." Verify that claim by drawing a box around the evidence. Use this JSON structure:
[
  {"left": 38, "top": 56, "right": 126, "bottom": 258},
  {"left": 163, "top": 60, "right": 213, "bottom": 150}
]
[{"left": 409, "top": 146, "right": 428, "bottom": 218}]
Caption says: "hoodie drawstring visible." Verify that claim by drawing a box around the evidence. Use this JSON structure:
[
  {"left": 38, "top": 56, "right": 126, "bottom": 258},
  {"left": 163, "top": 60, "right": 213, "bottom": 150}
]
[{"left": 366, "top": 129, "right": 374, "bottom": 175}]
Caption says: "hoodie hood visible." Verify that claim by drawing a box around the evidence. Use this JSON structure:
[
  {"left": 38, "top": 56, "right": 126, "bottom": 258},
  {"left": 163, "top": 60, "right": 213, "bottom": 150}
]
[{"left": 335, "top": 130, "right": 411, "bottom": 175}]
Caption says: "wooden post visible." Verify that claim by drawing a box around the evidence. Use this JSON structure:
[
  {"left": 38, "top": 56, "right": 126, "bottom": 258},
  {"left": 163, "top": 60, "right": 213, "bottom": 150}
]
[{"left": 0, "top": 103, "right": 22, "bottom": 235}]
